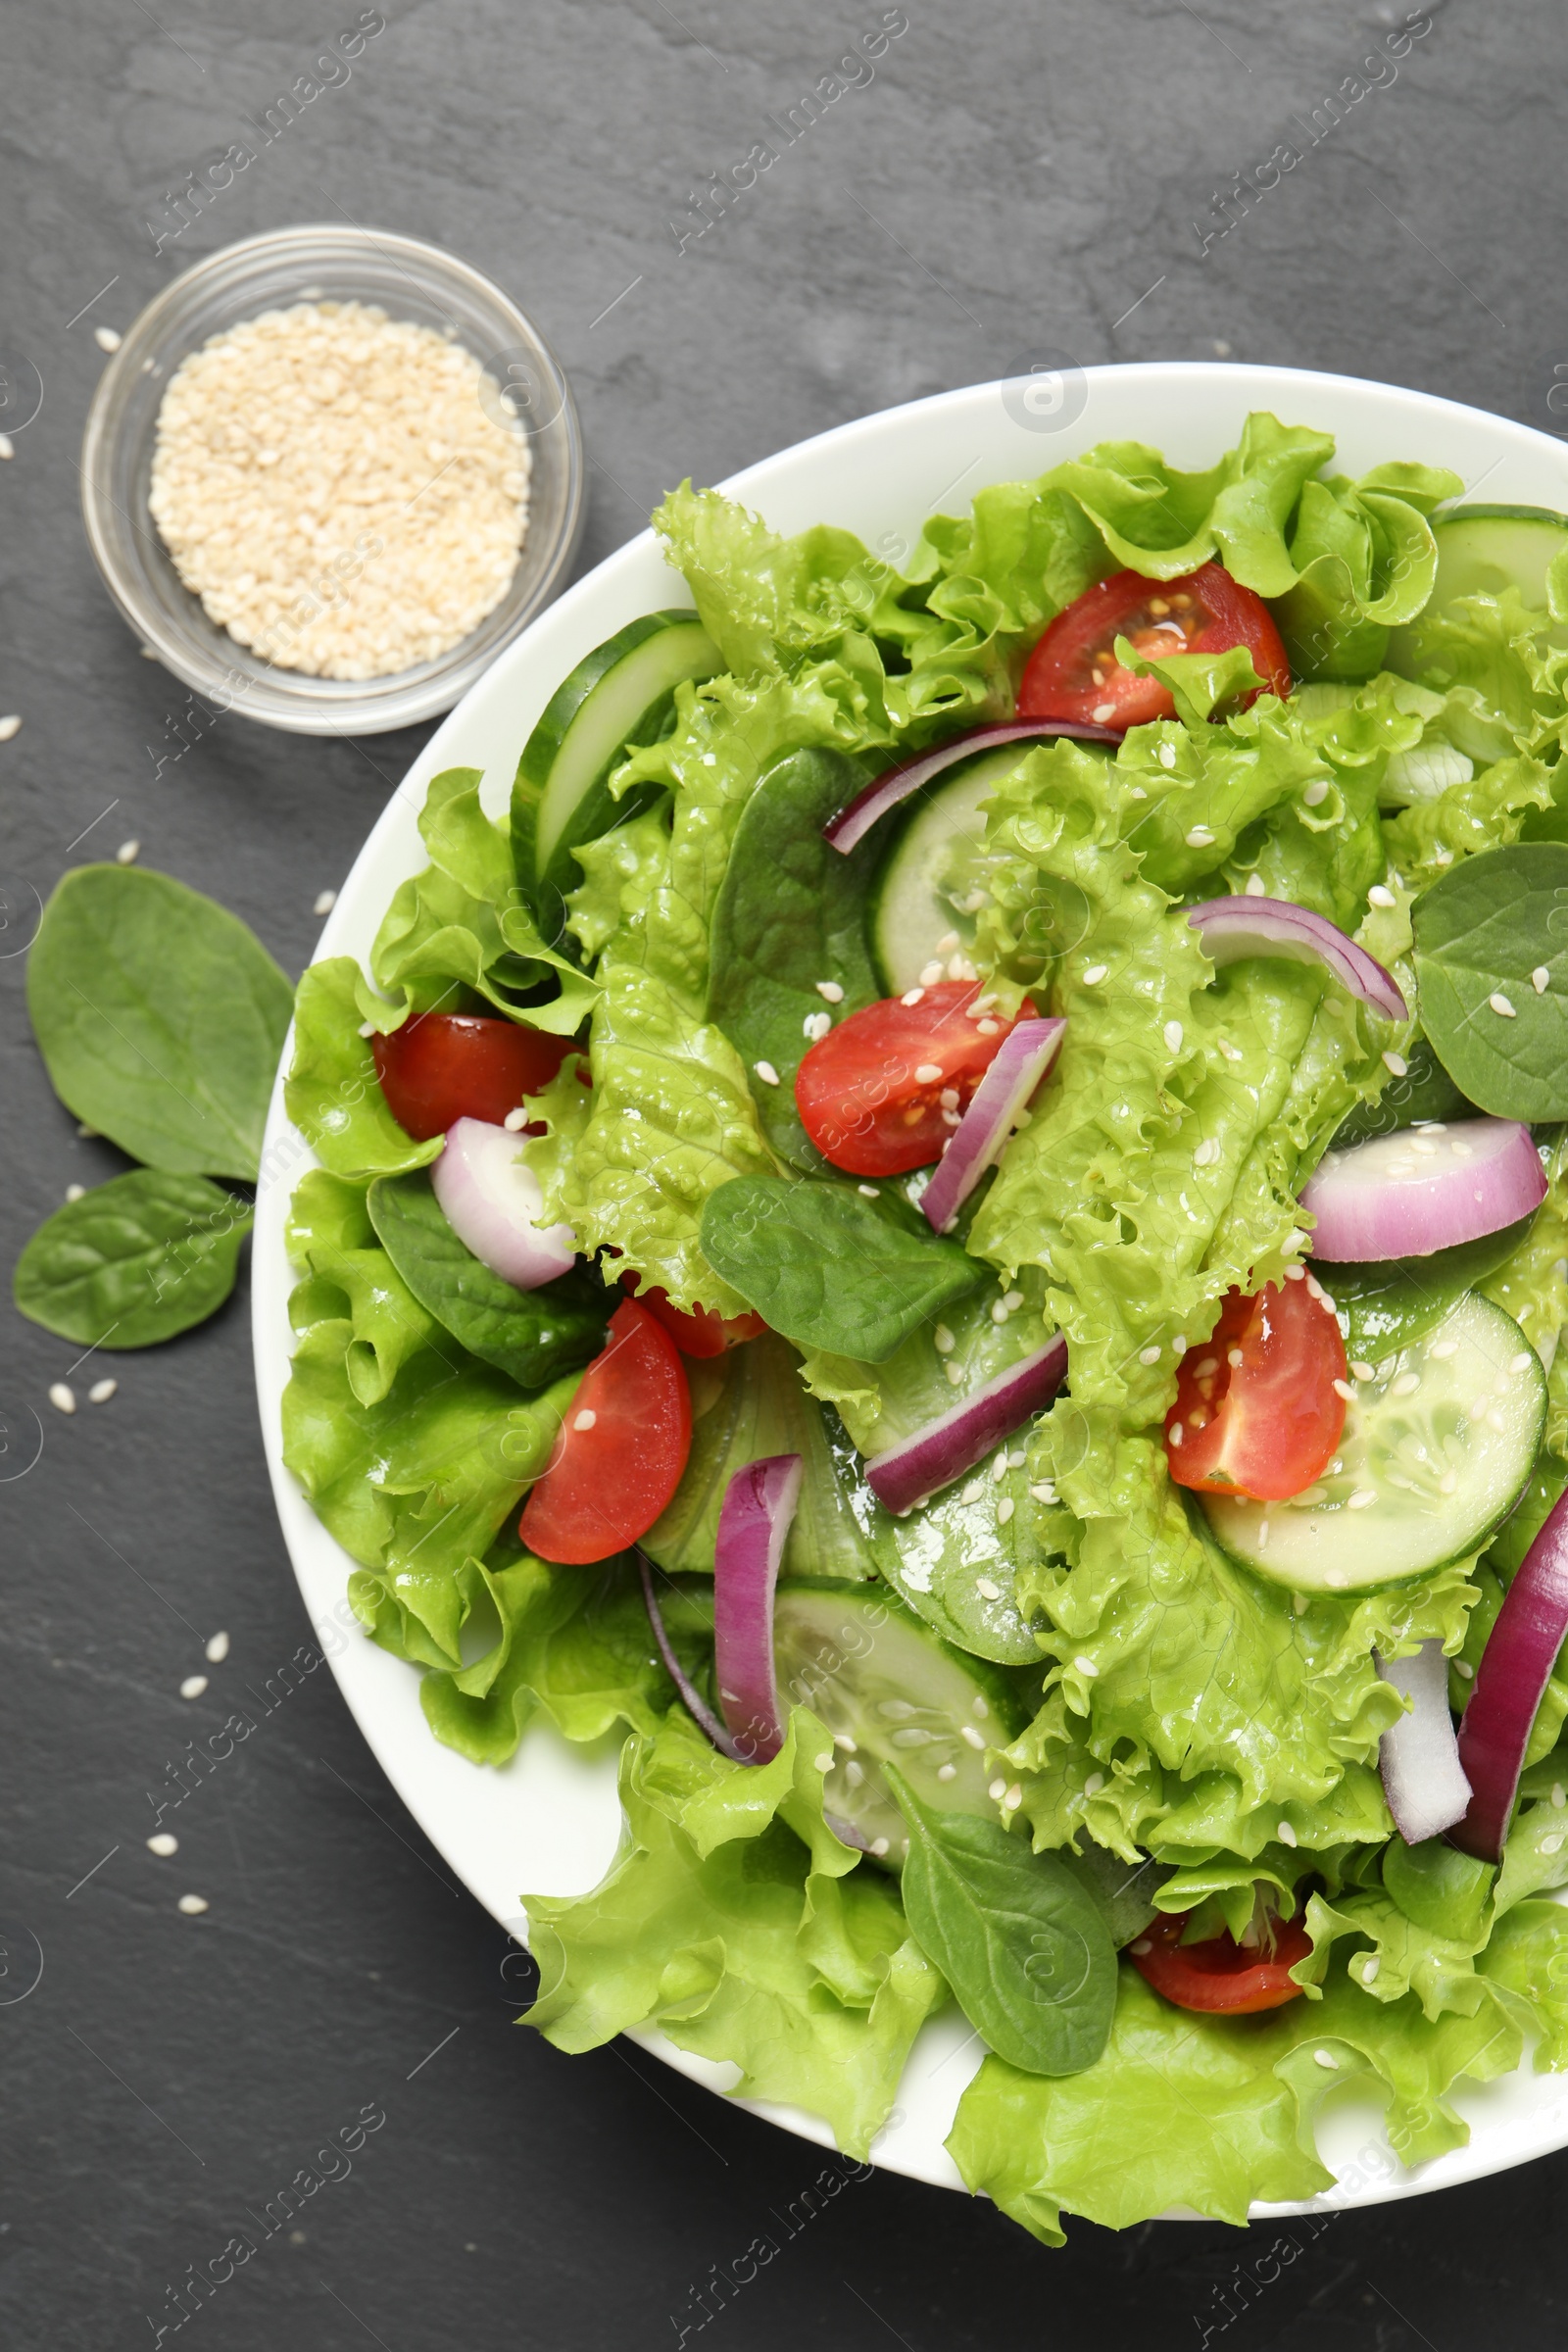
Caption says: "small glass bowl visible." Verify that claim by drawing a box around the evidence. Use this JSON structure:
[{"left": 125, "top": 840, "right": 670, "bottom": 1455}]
[{"left": 80, "top": 225, "right": 584, "bottom": 735}]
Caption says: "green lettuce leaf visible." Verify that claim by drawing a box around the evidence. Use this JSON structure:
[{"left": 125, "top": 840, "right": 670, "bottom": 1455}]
[
  {"left": 286, "top": 1168, "right": 435, "bottom": 1406},
  {"left": 524, "top": 1706, "right": 946, "bottom": 2157},
  {"left": 283, "top": 958, "right": 442, "bottom": 1180}
]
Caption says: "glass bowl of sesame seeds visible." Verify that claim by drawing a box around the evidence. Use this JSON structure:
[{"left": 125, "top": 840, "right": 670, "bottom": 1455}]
[{"left": 79, "top": 224, "right": 585, "bottom": 735}]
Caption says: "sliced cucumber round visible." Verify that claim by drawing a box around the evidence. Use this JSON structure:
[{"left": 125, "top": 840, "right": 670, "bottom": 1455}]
[
  {"left": 511, "top": 612, "right": 720, "bottom": 933},
  {"left": 1202, "top": 1292, "right": 1545, "bottom": 1593},
  {"left": 771, "top": 1581, "right": 1029, "bottom": 1862},
  {"left": 1388, "top": 506, "right": 1568, "bottom": 677},
  {"left": 868, "top": 746, "right": 1035, "bottom": 995}
]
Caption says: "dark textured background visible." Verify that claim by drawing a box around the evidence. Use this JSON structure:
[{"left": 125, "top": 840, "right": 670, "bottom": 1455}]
[{"left": 4, "top": 0, "right": 1568, "bottom": 2344}]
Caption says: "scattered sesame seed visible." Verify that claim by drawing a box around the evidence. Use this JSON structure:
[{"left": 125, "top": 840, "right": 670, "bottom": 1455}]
[
  {"left": 1490, "top": 993, "right": 1516, "bottom": 1018},
  {"left": 147, "top": 1833, "right": 178, "bottom": 1857},
  {"left": 976, "top": 1017, "right": 1000, "bottom": 1035},
  {"left": 48, "top": 1382, "right": 75, "bottom": 1414},
  {"left": 177, "top": 1892, "right": 209, "bottom": 1915},
  {"left": 1168, "top": 1422, "right": 1184, "bottom": 1446},
  {"left": 1302, "top": 780, "right": 1329, "bottom": 808},
  {"left": 868, "top": 1838, "right": 890, "bottom": 1857},
  {"left": 115, "top": 840, "right": 140, "bottom": 865},
  {"left": 1332, "top": 1378, "right": 1356, "bottom": 1402},
  {"left": 1533, "top": 966, "right": 1550, "bottom": 995},
  {"left": 1158, "top": 741, "right": 1177, "bottom": 768},
  {"left": 1347, "top": 1488, "right": 1378, "bottom": 1510},
  {"left": 1553, "top": 1783, "right": 1566, "bottom": 1809},
  {"left": 940, "top": 1086, "right": 960, "bottom": 1109},
  {"left": 1391, "top": 1371, "right": 1420, "bottom": 1397},
  {"left": 1029, "top": 1482, "right": 1057, "bottom": 1505},
  {"left": 0, "top": 434, "right": 11, "bottom": 461},
  {"left": 918, "top": 960, "right": 946, "bottom": 988},
  {"left": 1382, "top": 1051, "right": 1408, "bottom": 1077},
  {"left": 858, "top": 1184, "right": 880, "bottom": 1199},
  {"left": 206, "top": 1630, "right": 229, "bottom": 1663},
  {"left": 358, "top": 1021, "right": 376, "bottom": 1040},
  {"left": 988, "top": 1777, "right": 1007, "bottom": 1801},
  {"left": 754, "top": 1060, "right": 780, "bottom": 1086},
  {"left": 88, "top": 1377, "right": 118, "bottom": 1404},
  {"left": 1127, "top": 784, "right": 1148, "bottom": 800},
  {"left": 972, "top": 1696, "right": 990, "bottom": 1719},
  {"left": 1278, "top": 1821, "right": 1298, "bottom": 1847},
  {"left": 803, "top": 1011, "right": 831, "bottom": 1042},
  {"left": 934, "top": 1325, "right": 956, "bottom": 1354},
  {"left": 1185, "top": 825, "right": 1215, "bottom": 849},
  {"left": 1510, "top": 1351, "right": 1535, "bottom": 1373},
  {"left": 945, "top": 1361, "right": 964, "bottom": 1385},
  {"left": 997, "top": 1497, "right": 1014, "bottom": 1524},
  {"left": 1004, "top": 1294, "right": 1023, "bottom": 1312},
  {"left": 1455, "top": 1659, "right": 1474, "bottom": 1679},
  {"left": 991, "top": 1300, "right": 1009, "bottom": 1323},
  {"left": 1172, "top": 1333, "right": 1188, "bottom": 1356},
  {"left": 1543, "top": 1832, "right": 1566, "bottom": 1856},
  {"left": 814, "top": 979, "right": 844, "bottom": 1003},
  {"left": 937, "top": 1762, "right": 957, "bottom": 1781},
  {"left": 1093, "top": 702, "right": 1116, "bottom": 724},
  {"left": 935, "top": 931, "right": 960, "bottom": 956},
  {"left": 572, "top": 1408, "right": 597, "bottom": 1432},
  {"left": 180, "top": 1674, "right": 209, "bottom": 1700},
  {"left": 1082, "top": 963, "right": 1108, "bottom": 986},
  {"left": 503, "top": 1107, "right": 529, "bottom": 1132},
  {"left": 1194, "top": 1138, "right": 1220, "bottom": 1167},
  {"left": 1368, "top": 884, "right": 1396, "bottom": 909},
  {"left": 94, "top": 323, "right": 122, "bottom": 352},
  {"left": 1285, "top": 1263, "right": 1305, "bottom": 1281},
  {"left": 1139, "top": 1345, "right": 1161, "bottom": 1366},
  {"left": 1163, "top": 1021, "right": 1184, "bottom": 1053},
  {"left": 66, "top": 1183, "right": 85, "bottom": 1203},
  {"left": 914, "top": 1062, "right": 943, "bottom": 1084},
  {"left": 1430, "top": 1339, "right": 1459, "bottom": 1359},
  {"left": 0, "top": 714, "right": 21, "bottom": 742},
  {"left": 1243, "top": 871, "right": 1268, "bottom": 898},
  {"left": 1312, "top": 2046, "right": 1338, "bottom": 2069},
  {"left": 976, "top": 1576, "right": 1002, "bottom": 1601},
  {"left": 1360, "top": 1954, "right": 1380, "bottom": 1984},
  {"left": 1073, "top": 1653, "right": 1099, "bottom": 1677},
  {"left": 813, "top": 1750, "right": 834, "bottom": 1772},
  {"left": 901, "top": 987, "right": 926, "bottom": 1006},
  {"left": 961, "top": 1725, "right": 986, "bottom": 1749},
  {"left": 1083, "top": 1771, "right": 1104, "bottom": 1798},
  {"left": 1255, "top": 1520, "right": 1270, "bottom": 1547},
  {"left": 314, "top": 888, "right": 337, "bottom": 916},
  {"left": 990, "top": 1451, "right": 1009, "bottom": 1483}
]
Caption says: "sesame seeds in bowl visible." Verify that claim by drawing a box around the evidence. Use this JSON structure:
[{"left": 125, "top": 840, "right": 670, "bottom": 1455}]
[{"left": 80, "top": 226, "right": 584, "bottom": 735}]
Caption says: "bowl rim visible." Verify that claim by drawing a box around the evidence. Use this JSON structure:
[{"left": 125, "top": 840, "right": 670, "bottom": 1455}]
[
  {"left": 251, "top": 357, "right": 1568, "bottom": 2217},
  {"left": 78, "top": 221, "right": 585, "bottom": 736}
]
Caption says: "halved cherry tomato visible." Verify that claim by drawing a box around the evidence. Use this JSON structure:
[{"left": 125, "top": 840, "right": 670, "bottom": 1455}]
[
  {"left": 371, "top": 1012, "right": 569, "bottom": 1141},
  {"left": 1165, "top": 1275, "right": 1346, "bottom": 1503},
  {"left": 618, "top": 1271, "right": 766, "bottom": 1358},
  {"left": 1129, "top": 1907, "right": 1311, "bottom": 2014},
  {"left": 795, "top": 982, "right": 1038, "bottom": 1178},
  {"left": 1017, "top": 562, "right": 1291, "bottom": 731},
  {"left": 519, "top": 1299, "right": 692, "bottom": 1564}
]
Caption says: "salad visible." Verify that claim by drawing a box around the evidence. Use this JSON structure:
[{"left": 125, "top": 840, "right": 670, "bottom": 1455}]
[{"left": 281, "top": 412, "right": 1568, "bottom": 2242}]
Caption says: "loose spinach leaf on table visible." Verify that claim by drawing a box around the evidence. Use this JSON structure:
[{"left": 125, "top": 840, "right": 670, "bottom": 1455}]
[
  {"left": 1412, "top": 844, "right": 1568, "bottom": 1119},
  {"left": 14, "top": 1171, "right": 253, "bottom": 1347},
  {"left": 886, "top": 1766, "right": 1117, "bottom": 2077},
  {"left": 367, "top": 1167, "right": 608, "bottom": 1389},
  {"left": 705, "top": 746, "right": 882, "bottom": 1171},
  {"left": 699, "top": 1176, "right": 985, "bottom": 1362},
  {"left": 27, "top": 865, "right": 293, "bottom": 1182}
]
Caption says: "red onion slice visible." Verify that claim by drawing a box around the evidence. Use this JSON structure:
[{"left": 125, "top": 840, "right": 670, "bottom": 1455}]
[
  {"left": 824, "top": 719, "right": 1121, "bottom": 856},
  {"left": 866, "top": 1335, "right": 1068, "bottom": 1517},
  {"left": 1377, "top": 1641, "right": 1472, "bottom": 1847},
  {"left": 430, "top": 1117, "right": 577, "bottom": 1289},
  {"left": 636, "top": 1550, "right": 749, "bottom": 1762},
  {"left": 1299, "top": 1117, "right": 1545, "bottom": 1263},
  {"left": 713, "top": 1454, "right": 803, "bottom": 1764},
  {"left": 1188, "top": 895, "right": 1408, "bottom": 1022},
  {"left": 1450, "top": 1488, "right": 1568, "bottom": 1862},
  {"left": 920, "top": 1017, "right": 1065, "bottom": 1235}
]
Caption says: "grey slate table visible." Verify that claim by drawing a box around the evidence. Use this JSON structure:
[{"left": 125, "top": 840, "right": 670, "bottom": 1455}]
[{"left": 5, "top": 1, "right": 1568, "bottom": 2343}]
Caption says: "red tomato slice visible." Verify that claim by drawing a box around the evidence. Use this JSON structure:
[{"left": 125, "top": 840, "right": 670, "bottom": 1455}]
[
  {"left": 795, "top": 982, "right": 1038, "bottom": 1178},
  {"left": 1165, "top": 1275, "right": 1347, "bottom": 1503},
  {"left": 371, "top": 1012, "right": 570, "bottom": 1142},
  {"left": 618, "top": 1271, "right": 766, "bottom": 1358},
  {"left": 1017, "top": 562, "right": 1291, "bottom": 730},
  {"left": 1129, "top": 1908, "right": 1311, "bottom": 2015},
  {"left": 518, "top": 1299, "right": 692, "bottom": 1564}
]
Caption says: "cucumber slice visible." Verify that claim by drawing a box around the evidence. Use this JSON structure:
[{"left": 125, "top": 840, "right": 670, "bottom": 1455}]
[
  {"left": 512, "top": 612, "right": 720, "bottom": 938},
  {"left": 1202, "top": 1292, "right": 1545, "bottom": 1592},
  {"left": 1388, "top": 506, "right": 1568, "bottom": 677},
  {"left": 868, "top": 746, "right": 1040, "bottom": 995},
  {"left": 771, "top": 1581, "right": 1029, "bottom": 1862}
]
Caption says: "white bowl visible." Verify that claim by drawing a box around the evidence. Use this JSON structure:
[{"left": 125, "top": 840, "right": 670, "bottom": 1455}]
[{"left": 252, "top": 362, "right": 1568, "bottom": 2219}]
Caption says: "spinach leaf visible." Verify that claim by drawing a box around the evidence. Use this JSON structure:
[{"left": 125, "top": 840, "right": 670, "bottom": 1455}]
[
  {"left": 27, "top": 865, "right": 293, "bottom": 1182},
  {"left": 1054, "top": 1839, "right": 1172, "bottom": 1950},
  {"left": 1327, "top": 1210, "right": 1539, "bottom": 1363},
  {"left": 885, "top": 1765, "right": 1116, "bottom": 2077},
  {"left": 1412, "top": 844, "right": 1568, "bottom": 1118},
  {"left": 706, "top": 746, "right": 882, "bottom": 1171},
  {"left": 14, "top": 1171, "right": 252, "bottom": 1347},
  {"left": 699, "top": 1177, "right": 985, "bottom": 1362},
  {"left": 284, "top": 959, "right": 442, "bottom": 1180},
  {"left": 367, "top": 1168, "right": 607, "bottom": 1389}
]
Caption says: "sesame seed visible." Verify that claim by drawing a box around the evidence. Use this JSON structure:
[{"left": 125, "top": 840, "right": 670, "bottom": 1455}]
[
  {"left": 1163, "top": 1020, "right": 1184, "bottom": 1053},
  {"left": 1168, "top": 1422, "right": 1184, "bottom": 1446},
  {"left": 1368, "top": 884, "right": 1396, "bottom": 909},
  {"left": 115, "top": 840, "right": 140, "bottom": 865},
  {"left": 1194, "top": 1138, "right": 1219, "bottom": 1167},
  {"left": 934, "top": 1325, "right": 956, "bottom": 1354},
  {"left": 1128, "top": 785, "right": 1148, "bottom": 800},
  {"left": 1130, "top": 1936, "right": 1152, "bottom": 1956},
  {"left": 1093, "top": 702, "right": 1116, "bottom": 723},
  {"left": 177, "top": 1893, "right": 209, "bottom": 1916},
  {"left": 914, "top": 1062, "right": 943, "bottom": 1084},
  {"left": 1073, "top": 1653, "right": 1099, "bottom": 1677},
  {"left": 1534, "top": 966, "right": 1550, "bottom": 995},
  {"left": 1333, "top": 1378, "right": 1356, "bottom": 1402},
  {"left": 1391, "top": 1371, "right": 1420, "bottom": 1397},
  {"left": 997, "top": 1497, "right": 1014, "bottom": 1524},
  {"left": 1185, "top": 825, "right": 1215, "bottom": 849},
  {"left": 1360, "top": 1954, "right": 1380, "bottom": 1984},
  {"left": 991, "top": 1300, "right": 1009, "bottom": 1323},
  {"left": 0, "top": 714, "right": 21, "bottom": 742},
  {"left": 1082, "top": 963, "right": 1108, "bottom": 986},
  {"left": 1029, "top": 1482, "right": 1057, "bottom": 1504},
  {"left": 1278, "top": 1821, "right": 1298, "bottom": 1847},
  {"left": 961, "top": 1725, "right": 986, "bottom": 1749},
  {"left": 754, "top": 1061, "right": 780, "bottom": 1086},
  {"left": 206, "top": 1630, "right": 229, "bottom": 1663},
  {"left": 976, "top": 1017, "right": 1000, "bottom": 1035},
  {"left": 935, "top": 931, "right": 960, "bottom": 955},
  {"left": 1347, "top": 1488, "right": 1378, "bottom": 1510},
  {"left": 1256, "top": 1520, "right": 1270, "bottom": 1546},
  {"left": 88, "top": 1377, "right": 118, "bottom": 1404},
  {"left": 502, "top": 1107, "right": 529, "bottom": 1131},
  {"left": 0, "top": 434, "right": 11, "bottom": 461},
  {"left": 1430, "top": 1339, "right": 1459, "bottom": 1358},
  {"left": 1139, "top": 1345, "right": 1161, "bottom": 1365},
  {"left": 1172, "top": 1333, "right": 1188, "bottom": 1356},
  {"left": 940, "top": 1087, "right": 960, "bottom": 1109},
  {"left": 1491, "top": 994, "right": 1516, "bottom": 1018},
  {"left": 1553, "top": 1783, "right": 1566, "bottom": 1809},
  {"left": 1543, "top": 1832, "right": 1566, "bottom": 1856},
  {"left": 1004, "top": 1294, "right": 1023, "bottom": 1313},
  {"left": 988, "top": 1777, "right": 1007, "bottom": 1801},
  {"left": 976, "top": 1576, "right": 1002, "bottom": 1600},
  {"left": 1409, "top": 1137, "right": 1439, "bottom": 1156},
  {"left": 1511, "top": 1352, "right": 1535, "bottom": 1373},
  {"left": 937, "top": 1762, "right": 957, "bottom": 1781},
  {"left": 814, "top": 980, "right": 844, "bottom": 1003},
  {"left": 147, "top": 1833, "right": 178, "bottom": 1857},
  {"left": 973, "top": 1696, "right": 990, "bottom": 1718},
  {"left": 94, "top": 324, "right": 122, "bottom": 352},
  {"left": 803, "top": 1011, "right": 831, "bottom": 1042},
  {"left": 572, "top": 1408, "right": 597, "bottom": 1432},
  {"left": 945, "top": 1361, "right": 964, "bottom": 1385},
  {"left": 1455, "top": 1659, "right": 1474, "bottom": 1678},
  {"left": 858, "top": 1183, "right": 879, "bottom": 1198},
  {"left": 1312, "top": 2047, "right": 1338, "bottom": 2070},
  {"left": 65, "top": 1183, "right": 85, "bottom": 1203},
  {"left": 814, "top": 1750, "right": 834, "bottom": 1772},
  {"left": 1382, "top": 1051, "right": 1408, "bottom": 1077},
  {"left": 1158, "top": 741, "right": 1177, "bottom": 767},
  {"left": 1285, "top": 1263, "right": 1305, "bottom": 1280},
  {"left": 919, "top": 960, "right": 946, "bottom": 987},
  {"left": 1302, "top": 779, "right": 1329, "bottom": 807},
  {"left": 869, "top": 1838, "right": 890, "bottom": 1858},
  {"left": 1083, "top": 1771, "right": 1104, "bottom": 1797},
  {"left": 1347, "top": 1361, "right": 1374, "bottom": 1383},
  {"left": 180, "top": 1675, "right": 209, "bottom": 1700},
  {"left": 359, "top": 1021, "right": 376, "bottom": 1040},
  {"left": 1244, "top": 872, "right": 1268, "bottom": 897},
  {"left": 901, "top": 987, "right": 926, "bottom": 1006},
  {"left": 314, "top": 888, "right": 337, "bottom": 915},
  {"left": 48, "top": 1382, "right": 75, "bottom": 1414}
]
